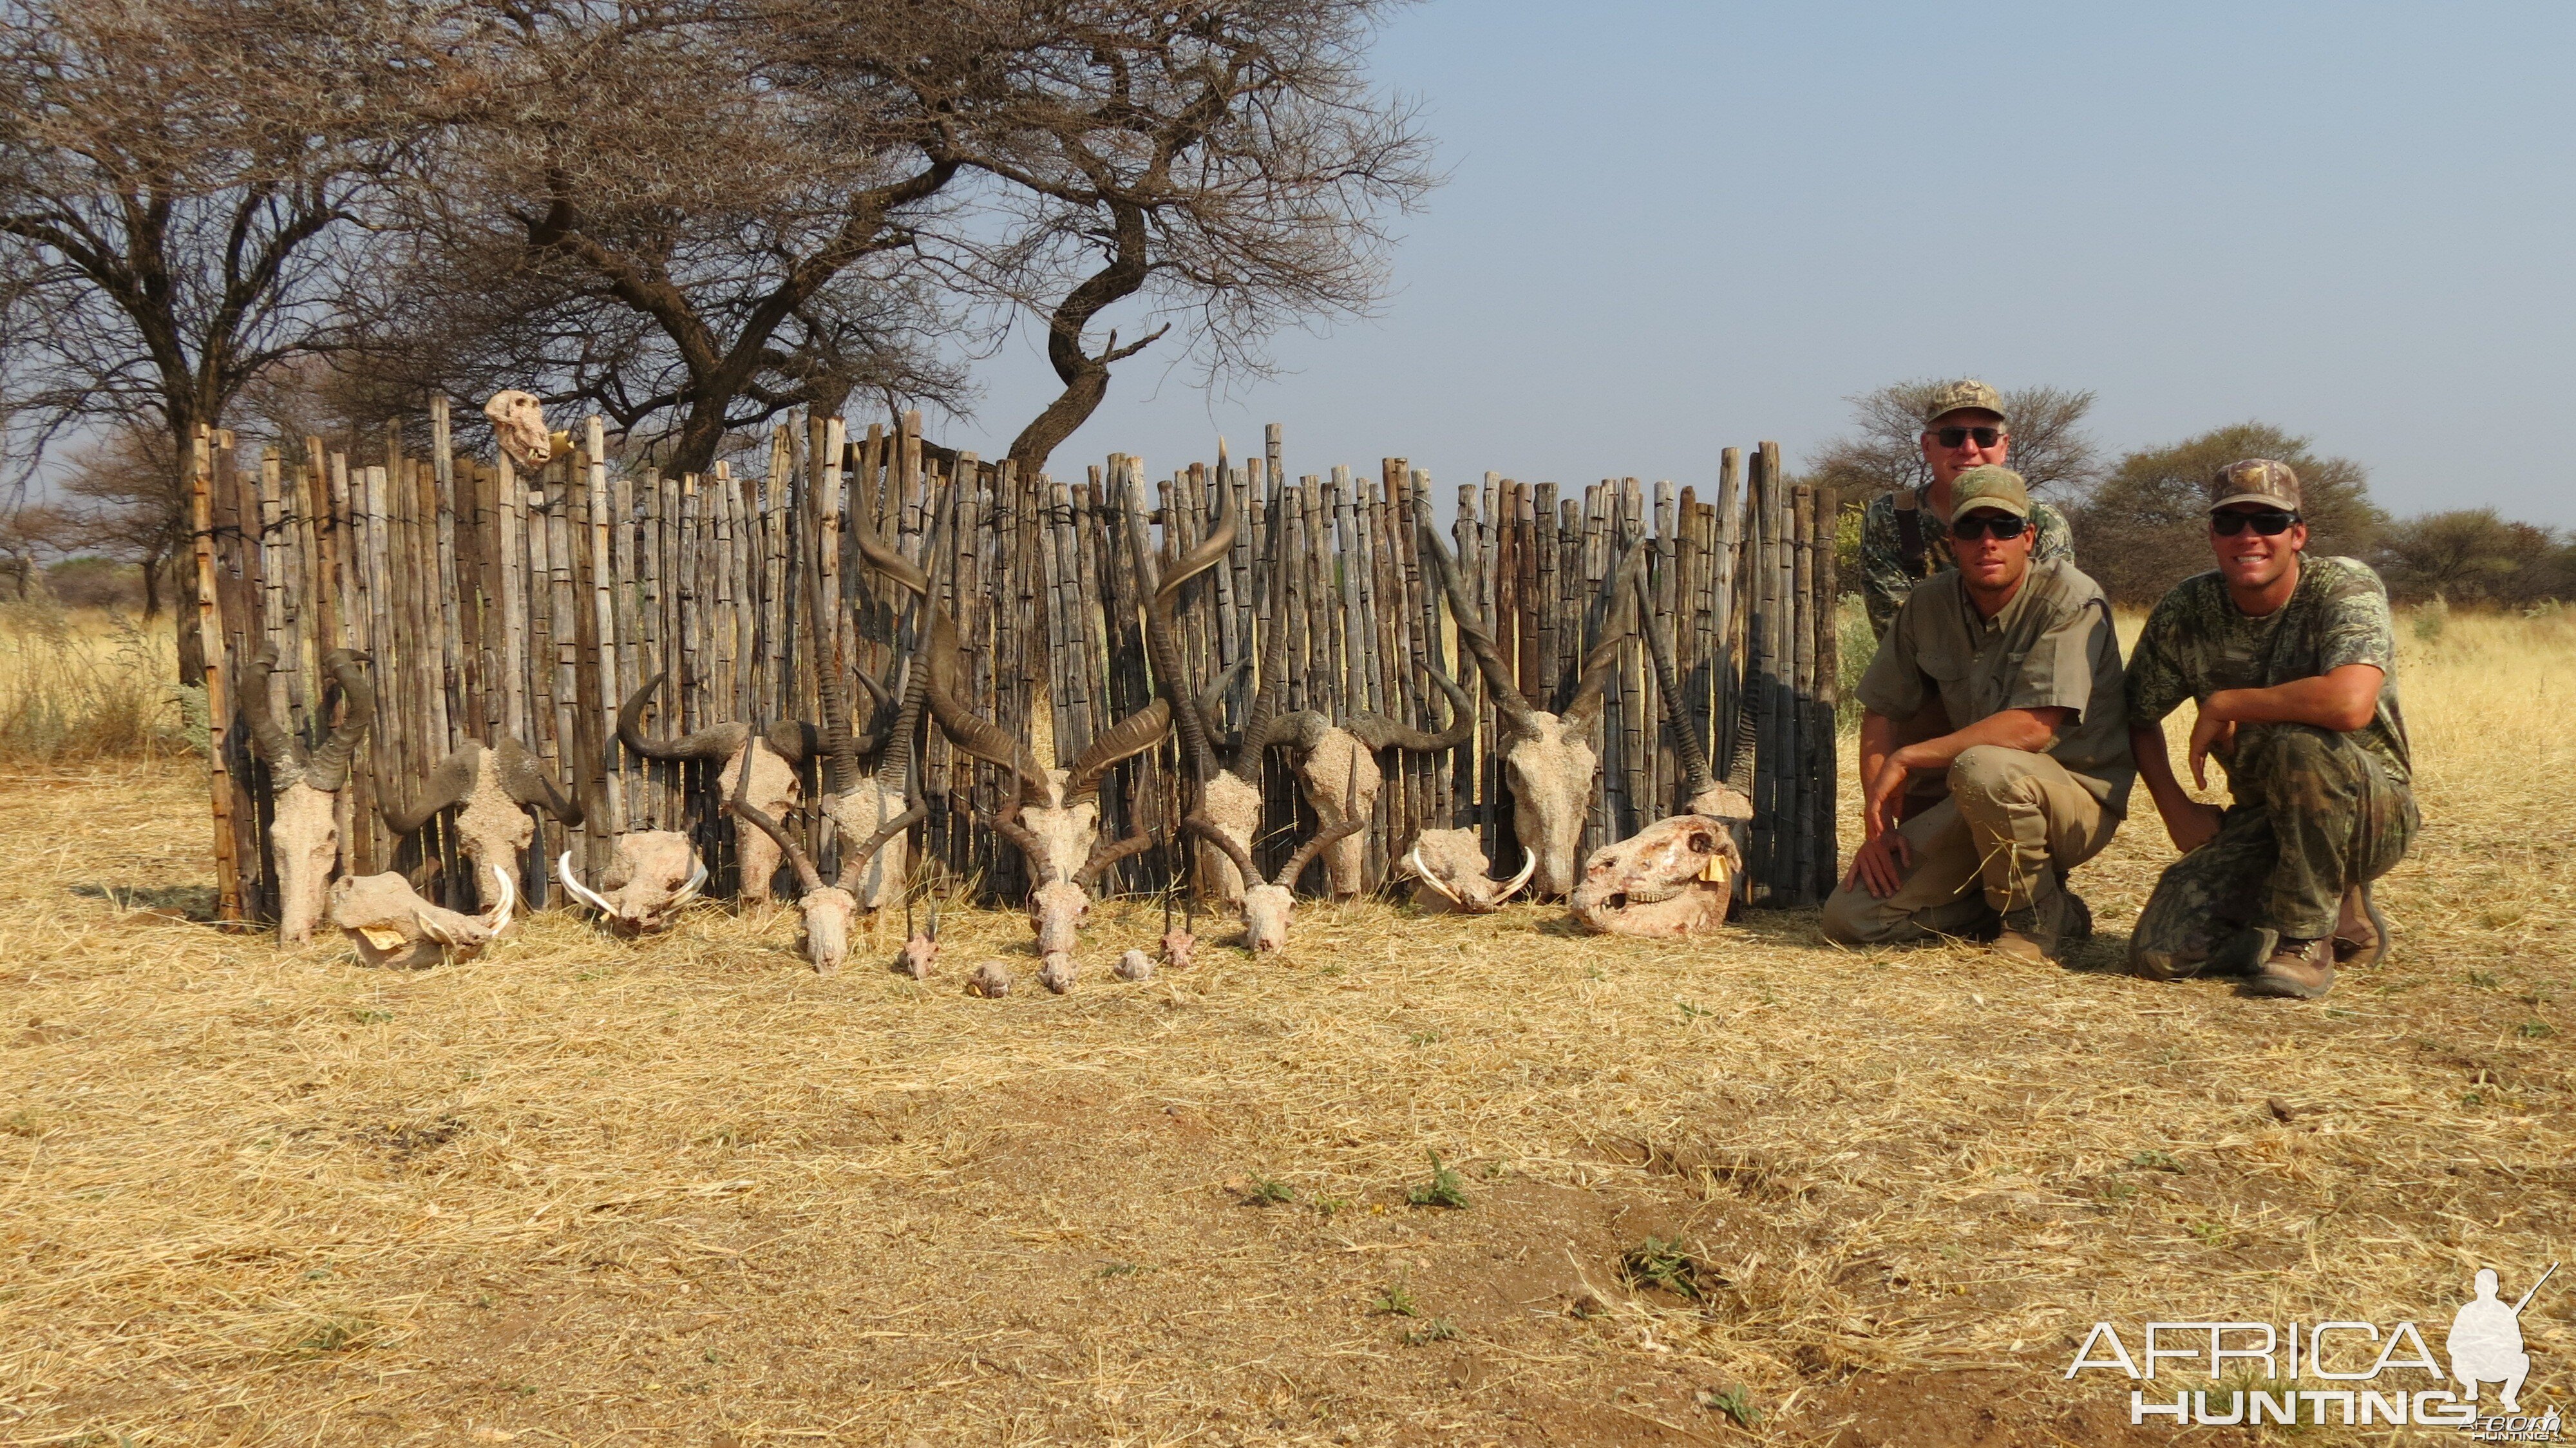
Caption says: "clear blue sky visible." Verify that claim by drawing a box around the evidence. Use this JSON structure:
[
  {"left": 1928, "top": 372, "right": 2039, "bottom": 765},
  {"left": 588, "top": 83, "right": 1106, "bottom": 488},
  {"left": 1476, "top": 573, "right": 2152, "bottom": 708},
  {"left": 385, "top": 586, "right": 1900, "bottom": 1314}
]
[{"left": 951, "top": 1, "right": 2576, "bottom": 526}]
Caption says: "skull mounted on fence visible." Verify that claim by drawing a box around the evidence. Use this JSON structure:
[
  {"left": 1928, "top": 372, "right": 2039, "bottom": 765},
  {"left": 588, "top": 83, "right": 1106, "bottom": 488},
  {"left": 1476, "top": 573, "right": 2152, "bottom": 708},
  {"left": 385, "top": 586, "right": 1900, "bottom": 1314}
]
[{"left": 483, "top": 390, "right": 551, "bottom": 469}]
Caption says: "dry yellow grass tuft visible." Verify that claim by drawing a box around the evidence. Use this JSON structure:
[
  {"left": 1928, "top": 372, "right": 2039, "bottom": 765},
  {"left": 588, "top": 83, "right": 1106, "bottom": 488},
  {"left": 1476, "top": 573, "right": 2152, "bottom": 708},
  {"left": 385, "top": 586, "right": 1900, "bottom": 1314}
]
[
  {"left": 0, "top": 602, "right": 193, "bottom": 763},
  {"left": 0, "top": 607, "right": 2568, "bottom": 1445}
]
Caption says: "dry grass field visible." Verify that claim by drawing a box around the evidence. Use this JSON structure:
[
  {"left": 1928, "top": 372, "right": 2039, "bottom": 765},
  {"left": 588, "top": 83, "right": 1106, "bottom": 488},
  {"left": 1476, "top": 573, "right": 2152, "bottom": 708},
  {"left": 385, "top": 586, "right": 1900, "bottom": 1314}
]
[{"left": 2, "top": 604, "right": 2570, "bottom": 1446}]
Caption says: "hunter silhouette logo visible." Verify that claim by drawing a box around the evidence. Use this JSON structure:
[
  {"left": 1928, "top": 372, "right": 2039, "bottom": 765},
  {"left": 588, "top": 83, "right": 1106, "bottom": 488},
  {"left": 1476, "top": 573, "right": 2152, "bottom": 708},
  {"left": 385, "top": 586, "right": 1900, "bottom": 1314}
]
[
  {"left": 2451, "top": 1264, "right": 2554, "bottom": 1414},
  {"left": 2063, "top": 1261, "right": 2562, "bottom": 1433}
]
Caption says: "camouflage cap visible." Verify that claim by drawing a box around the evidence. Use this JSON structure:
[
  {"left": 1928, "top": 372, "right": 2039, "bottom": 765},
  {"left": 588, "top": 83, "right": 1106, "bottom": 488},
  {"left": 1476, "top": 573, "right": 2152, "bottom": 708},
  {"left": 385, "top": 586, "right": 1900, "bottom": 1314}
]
[
  {"left": 1922, "top": 378, "right": 2007, "bottom": 426},
  {"left": 2209, "top": 459, "right": 2302, "bottom": 513},
  {"left": 1947, "top": 464, "right": 2031, "bottom": 523}
]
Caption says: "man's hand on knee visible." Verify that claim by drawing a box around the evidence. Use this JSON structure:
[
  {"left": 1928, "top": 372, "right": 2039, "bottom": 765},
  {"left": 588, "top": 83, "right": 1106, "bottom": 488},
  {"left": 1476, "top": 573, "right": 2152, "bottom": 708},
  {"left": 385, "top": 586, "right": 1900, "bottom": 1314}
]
[{"left": 1845, "top": 829, "right": 1913, "bottom": 898}]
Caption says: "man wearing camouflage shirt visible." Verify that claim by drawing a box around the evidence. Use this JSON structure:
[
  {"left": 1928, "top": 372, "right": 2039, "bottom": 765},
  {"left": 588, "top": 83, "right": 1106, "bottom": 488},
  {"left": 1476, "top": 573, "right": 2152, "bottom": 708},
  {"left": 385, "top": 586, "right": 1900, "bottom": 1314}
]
[
  {"left": 2125, "top": 460, "right": 2415, "bottom": 1000},
  {"left": 1857, "top": 379, "right": 2078, "bottom": 637}
]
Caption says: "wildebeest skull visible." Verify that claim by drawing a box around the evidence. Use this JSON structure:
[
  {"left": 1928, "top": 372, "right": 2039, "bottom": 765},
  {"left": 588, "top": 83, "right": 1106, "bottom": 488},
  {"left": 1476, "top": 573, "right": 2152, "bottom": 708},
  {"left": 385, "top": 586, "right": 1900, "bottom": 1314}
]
[
  {"left": 618, "top": 674, "right": 813, "bottom": 904},
  {"left": 557, "top": 830, "right": 706, "bottom": 933},
  {"left": 329, "top": 865, "right": 515, "bottom": 968},
  {"left": 1269, "top": 658, "right": 1475, "bottom": 898},
  {"left": 1569, "top": 814, "right": 1742, "bottom": 937},
  {"left": 483, "top": 390, "right": 551, "bottom": 468},
  {"left": 379, "top": 738, "right": 581, "bottom": 908},
  {"left": 239, "top": 646, "right": 374, "bottom": 943},
  {"left": 1401, "top": 826, "right": 1537, "bottom": 914},
  {"left": 1418, "top": 517, "right": 1648, "bottom": 899}
]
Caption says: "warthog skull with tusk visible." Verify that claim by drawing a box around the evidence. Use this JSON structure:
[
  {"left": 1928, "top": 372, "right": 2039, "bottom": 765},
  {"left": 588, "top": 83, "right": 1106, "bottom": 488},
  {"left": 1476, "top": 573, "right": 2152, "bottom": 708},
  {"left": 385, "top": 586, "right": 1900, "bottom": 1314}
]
[
  {"left": 239, "top": 646, "right": 374, "bottom": 943},
  {"left": 617, "top": 674, "right": 818, "bottom": 904},
  {"left": 1570, "top": 567, "right": 1755, "bottom": 938},
  {"left": 557, "top": 830, "right": 706, "bottom": 933},
  {"left": 1401, "top": 828, "right": 1538, "bottom": 915},
  {"left": 1417, "top": 515, "right": 1650, "bottom": 900},
  {"left": 329, "top": 865, "right": 515, "bottom": 968}
]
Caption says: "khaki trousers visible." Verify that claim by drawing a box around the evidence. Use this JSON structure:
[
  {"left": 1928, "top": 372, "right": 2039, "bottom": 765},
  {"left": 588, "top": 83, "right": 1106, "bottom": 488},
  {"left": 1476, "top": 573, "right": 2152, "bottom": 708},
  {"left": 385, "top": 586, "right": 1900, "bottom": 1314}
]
[{"left": 1823, "top": 746, "right": 2118, "bottom": 946}]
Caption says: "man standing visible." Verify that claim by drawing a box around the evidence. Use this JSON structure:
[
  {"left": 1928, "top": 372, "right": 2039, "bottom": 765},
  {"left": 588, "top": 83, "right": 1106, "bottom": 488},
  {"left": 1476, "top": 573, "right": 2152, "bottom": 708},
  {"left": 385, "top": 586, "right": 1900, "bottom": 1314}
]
[
  {"left": 1823, "top": 466, "right": 2131, "bottom": 960},
  {"left": 1857, "top": 379, "right": 2078, "bottom": 636},
  {"left": 2125, "top": 461, "right": 2415, "bottom": 1000}
]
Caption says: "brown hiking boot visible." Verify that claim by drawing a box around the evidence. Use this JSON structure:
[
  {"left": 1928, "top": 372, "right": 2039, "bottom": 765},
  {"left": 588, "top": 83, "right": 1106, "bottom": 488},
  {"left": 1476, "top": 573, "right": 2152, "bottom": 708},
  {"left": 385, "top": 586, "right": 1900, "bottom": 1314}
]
[
  {"left": 1995, "top": 890, "right": 2087, "bottom": 963},
  {"left": 2245, "top": 937, "right": 2336, "bottom": 1000},
  {"left": 2333, "top": 883, "right": 2389, "bottom": 967}
]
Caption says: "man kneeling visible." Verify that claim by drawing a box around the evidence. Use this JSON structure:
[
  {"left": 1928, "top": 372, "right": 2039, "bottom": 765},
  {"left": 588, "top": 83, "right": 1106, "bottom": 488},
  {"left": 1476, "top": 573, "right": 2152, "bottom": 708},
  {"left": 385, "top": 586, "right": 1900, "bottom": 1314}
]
[{"left": 1824, "top": 466, "right": 2133, "bottom": 960}]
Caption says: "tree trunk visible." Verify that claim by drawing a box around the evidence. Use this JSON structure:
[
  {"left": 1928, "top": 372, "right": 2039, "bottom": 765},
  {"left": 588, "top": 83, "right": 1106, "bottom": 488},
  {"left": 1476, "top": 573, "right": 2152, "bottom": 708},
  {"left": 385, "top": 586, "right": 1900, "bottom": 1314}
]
[
  {"left": 1005, "top": 200, "right": 1159, "bottom": 479},
  {"left": 140, "top": 543, "right": 167, "bottom": 620}
]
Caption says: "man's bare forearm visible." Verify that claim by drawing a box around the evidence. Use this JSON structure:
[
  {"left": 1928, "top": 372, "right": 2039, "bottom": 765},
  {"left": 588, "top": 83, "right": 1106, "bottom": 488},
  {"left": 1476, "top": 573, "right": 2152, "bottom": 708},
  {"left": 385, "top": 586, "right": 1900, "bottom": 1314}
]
[
  {"left": 2201, "top": 664, "right": 2383, "bottom": 734},
  {"left": 1859, "top": 710, "right": 1896, "bottom": 787},
  {"left": 1893, "top": 707, "right": 2069, "bottom": 772},
  {"left": 2131, "top": 723, "right": 2193, "bottom": 822}
]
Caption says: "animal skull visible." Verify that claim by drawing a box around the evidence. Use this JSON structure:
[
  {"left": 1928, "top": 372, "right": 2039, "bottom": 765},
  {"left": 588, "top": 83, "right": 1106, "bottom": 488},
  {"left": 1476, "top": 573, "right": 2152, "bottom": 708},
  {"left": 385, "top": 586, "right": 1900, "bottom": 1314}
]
[
  {"left": 484, "top": 390, "right": 551, "bottom": 468},
  {"left": 724, "top": 739, "right": 922, "bottom": 975},
  {"left": 617, "top": 674, "right": 808, "bottom": 904},
  {"left": 1402, "top": 828, "right": 1538, "bottom": 914},
  {"left": 379, "top": 739, "right": 580, "bottom": 910},
  {"left": 1419, "top": 518, "right": 1648, "bottom": 900},
  {"left": 330, "top": 866, "right": 516, "bottom": 968},
  {"left": 557, "top": 831, "right": 706, "bottom": 933},
  {"left": 238, "top": 647, "right": 373, "bottom": 943},
  {"left": 1569, "top": 814, "right": 1741, "bottom": 937},
  {"left": 1184, "top": 752, "right": 1365, "bottom": 955}
]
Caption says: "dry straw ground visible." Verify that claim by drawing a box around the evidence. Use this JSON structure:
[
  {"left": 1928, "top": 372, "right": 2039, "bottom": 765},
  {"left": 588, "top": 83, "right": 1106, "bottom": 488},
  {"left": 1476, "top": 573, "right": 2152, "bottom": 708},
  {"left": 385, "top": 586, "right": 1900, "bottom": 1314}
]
[{"left": 2, "top": 606, "right": 2570, "bottom": 1447}]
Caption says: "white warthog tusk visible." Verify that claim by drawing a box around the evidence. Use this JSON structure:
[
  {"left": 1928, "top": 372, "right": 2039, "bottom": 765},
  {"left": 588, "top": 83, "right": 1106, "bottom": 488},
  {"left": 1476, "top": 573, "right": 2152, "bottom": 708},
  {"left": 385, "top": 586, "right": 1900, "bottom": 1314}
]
[
  {"left": 1406, "top": 844, "right": 1465, "bottom": 906},
  {"left": 484, "top": 864, "right": 516, "bottom": 934},
  {"left": 1491, "top": 849, "right": 1539, "bottom": 908},
  {"left": 555, "top": 851, "right": 615, "bottom": 916}
]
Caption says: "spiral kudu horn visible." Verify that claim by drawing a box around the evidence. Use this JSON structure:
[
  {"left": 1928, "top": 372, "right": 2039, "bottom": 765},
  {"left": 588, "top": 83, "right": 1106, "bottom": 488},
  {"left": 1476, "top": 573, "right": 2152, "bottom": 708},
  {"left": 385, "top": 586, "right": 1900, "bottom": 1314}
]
[
  {"left": 1141, "top": 447, "right": 1240, "bottom": 784},
  {"left": 302, "top": 649, "right": 375, "bottom": 792}
]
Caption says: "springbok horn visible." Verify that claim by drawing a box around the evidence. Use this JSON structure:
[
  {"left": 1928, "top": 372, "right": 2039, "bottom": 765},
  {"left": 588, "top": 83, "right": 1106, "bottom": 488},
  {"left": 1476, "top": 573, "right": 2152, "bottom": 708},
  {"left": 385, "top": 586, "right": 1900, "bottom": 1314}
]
[
  {"left": 1417, "top": 516, "right": 1539, "bottom": 738},
  {"left": 554, "top": 851, "right": 616, "bottom": 916},
  {"left": 303, "top": 649, "right": 375, "bottom": 792},
  {"left": 483, "top": 863, "right": 516, "bottom": 933},
  {"left": 618, "top": 672, "right": 748, "bottom": 761},
  {"left": 1633, "top": 568, "right": 1718, "bottom": 805},
  {"left": 235, "top": 646, "right": 307, "bottom": 785},
  {"left": 1561, "top": 536, "right": 1651, "bottom": 731},
  {"left": 1404, "top": 843, "right": 1466, "bottom": 906}
]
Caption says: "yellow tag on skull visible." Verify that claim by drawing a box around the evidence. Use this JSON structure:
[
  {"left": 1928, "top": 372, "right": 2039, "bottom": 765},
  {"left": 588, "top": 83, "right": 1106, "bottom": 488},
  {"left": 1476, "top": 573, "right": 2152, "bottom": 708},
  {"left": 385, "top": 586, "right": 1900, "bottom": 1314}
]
[{"left": 357, "top": 924, "right": 412, "bottom": 953}]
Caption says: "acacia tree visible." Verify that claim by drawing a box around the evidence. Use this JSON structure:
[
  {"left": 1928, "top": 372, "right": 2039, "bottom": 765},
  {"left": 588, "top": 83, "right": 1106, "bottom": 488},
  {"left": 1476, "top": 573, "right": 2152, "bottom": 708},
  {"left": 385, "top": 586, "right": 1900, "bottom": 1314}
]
[
  {"left": 2372, "top": 509, "right": 2564, "bottom": 604},
  {"left": 1805, "top": 379, "right": 2103, "bottom": 508},
  {"left": 394, "top": 0, "right": 1432, "bottom": 477},
  {"left": 0, "top": 0, "right": 405, "bottom": 486},
  {"left": 55, "top": 425, "right": 185, "bottom": 617}
]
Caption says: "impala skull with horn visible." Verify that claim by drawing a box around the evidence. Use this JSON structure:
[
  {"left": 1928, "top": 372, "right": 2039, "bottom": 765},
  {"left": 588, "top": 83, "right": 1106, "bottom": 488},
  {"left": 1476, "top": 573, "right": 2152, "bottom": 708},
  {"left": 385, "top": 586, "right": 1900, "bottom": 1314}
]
[
  {"left": 1416, "top": 516, "right": 1650, "bottom": 900},
  {"left": 1184, "top": 751, "right": 1368, "bottom": 955},
  {"left": 851, "top": 468, "right": 1175, "bottom": 969},
  {"left": 328, "top": 866, "right": 515, "bottom": 969},
  {"left": 726, "top": 718, "right": 925, "bottom": 976},
  {"left": 377, "top": 738, "right": 582, "bottom": 915},
  {"left": 239, "top": 646, "right": 374, "bottom": 943},
  {"left": 1570, "top": 569, "right": 1754, "bottom": 937}
]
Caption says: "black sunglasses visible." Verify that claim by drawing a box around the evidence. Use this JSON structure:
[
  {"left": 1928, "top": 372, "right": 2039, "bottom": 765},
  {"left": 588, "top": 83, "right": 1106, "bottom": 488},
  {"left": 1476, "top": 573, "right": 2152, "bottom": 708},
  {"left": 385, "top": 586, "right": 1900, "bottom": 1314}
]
[
  {"left": 2210, "top": 510, "right": 2300, "bottom": 537},
  {"left": 1932, "top": 425, "right": 2002, "bottom": 448},
  {"left": 1949, "top": 513, "right": 2026, "bottom": 541}
]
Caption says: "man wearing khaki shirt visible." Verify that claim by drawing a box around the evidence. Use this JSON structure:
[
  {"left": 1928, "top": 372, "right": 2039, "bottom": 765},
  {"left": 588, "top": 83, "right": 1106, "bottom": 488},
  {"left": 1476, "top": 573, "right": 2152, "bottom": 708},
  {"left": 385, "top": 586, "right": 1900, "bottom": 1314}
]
[{"left": 1823, "top": 466, "right": 2134, "bottom": 960}]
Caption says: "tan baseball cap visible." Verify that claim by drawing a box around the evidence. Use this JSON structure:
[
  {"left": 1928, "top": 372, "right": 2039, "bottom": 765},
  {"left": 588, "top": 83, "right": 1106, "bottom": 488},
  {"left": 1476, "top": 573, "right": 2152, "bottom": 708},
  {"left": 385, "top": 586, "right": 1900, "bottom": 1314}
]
[
  {"left": 2209, "top": 459, "right": 2302, "bottom": 513},
  {"left": 1922, "top": 379, "right": 2007, "bottom": 426},
  {"left": 1947, "top": 464, "right": 2031, "bottom": 523}
]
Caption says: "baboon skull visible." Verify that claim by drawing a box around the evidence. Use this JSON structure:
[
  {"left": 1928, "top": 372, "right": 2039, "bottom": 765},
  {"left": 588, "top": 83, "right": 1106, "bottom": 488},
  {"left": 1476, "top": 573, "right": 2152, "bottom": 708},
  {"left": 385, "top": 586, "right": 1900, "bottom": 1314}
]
[
  {"left": 330, "top": 866, "right": 516, "bottom": 968},
  {"left": 1403, "top": 827, "right": 1537, "bottom": 914},
  {"left": 1569, "top": 814, "right": 1741, "bottom": 938},
  {"left": 484, "top": 390, "right": 551, "bottom": 468},
  {"left": 558, "top": 830, "right": 706, "bottom": 933}
]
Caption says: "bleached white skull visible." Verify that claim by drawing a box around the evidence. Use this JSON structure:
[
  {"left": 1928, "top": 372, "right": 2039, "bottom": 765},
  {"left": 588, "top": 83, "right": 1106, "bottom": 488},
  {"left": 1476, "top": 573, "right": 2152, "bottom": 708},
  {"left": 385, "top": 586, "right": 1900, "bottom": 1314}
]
[
  {"left": 484, "top": 390, "right": 551, "bottom": 468},
  {"left": 329, "top": 866, "right": 516, "bottom": 968}
]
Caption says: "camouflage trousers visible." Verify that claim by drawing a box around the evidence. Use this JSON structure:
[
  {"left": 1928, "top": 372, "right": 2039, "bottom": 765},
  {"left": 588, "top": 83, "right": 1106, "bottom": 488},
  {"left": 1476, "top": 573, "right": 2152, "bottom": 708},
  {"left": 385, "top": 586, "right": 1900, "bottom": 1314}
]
[{"left": 2130, "top": 723, "right": 2416, "bottom": 977}]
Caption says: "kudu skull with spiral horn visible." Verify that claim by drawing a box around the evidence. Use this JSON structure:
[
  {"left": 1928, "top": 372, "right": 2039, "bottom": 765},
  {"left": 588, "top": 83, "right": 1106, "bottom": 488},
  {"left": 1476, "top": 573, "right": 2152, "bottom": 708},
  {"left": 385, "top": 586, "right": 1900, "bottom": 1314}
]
[
  {"left": 1413, "top": 515, "right": 1651, "bottom": 900},
  {"left": 238, "top": 647, "right": 374, "bottom": 943},
  {"left": 850, "top": 470, "right": 1182, "bottom": 980}
]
